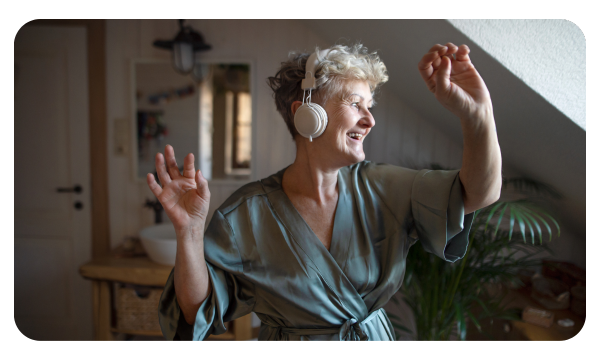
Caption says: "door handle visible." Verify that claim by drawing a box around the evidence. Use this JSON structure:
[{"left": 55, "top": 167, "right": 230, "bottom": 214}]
[{"left": 56, "top": 184, "right": 83, "bottom": 194}]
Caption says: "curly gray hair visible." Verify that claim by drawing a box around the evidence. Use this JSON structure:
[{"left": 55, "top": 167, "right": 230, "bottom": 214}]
[{"left": 267, "top": 43, "right": 389, "bottom": 139}]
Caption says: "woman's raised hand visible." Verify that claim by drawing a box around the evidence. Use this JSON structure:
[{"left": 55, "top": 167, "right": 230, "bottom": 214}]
[
  {"left": 418, "top": 43, "right": 493, "bottom": 121},
  {"left": 146, "top": 145, "right": 210, "bottom": 236}
]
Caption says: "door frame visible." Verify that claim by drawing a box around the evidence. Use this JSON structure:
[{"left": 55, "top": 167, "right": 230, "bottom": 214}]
[{"left": 25, "top": 20, "right": 110, "bottom": 258}]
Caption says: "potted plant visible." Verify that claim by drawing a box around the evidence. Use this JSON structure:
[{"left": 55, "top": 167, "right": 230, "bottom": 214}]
[{"left": 388, "top": 172, "right": 561, "bottom": 340}]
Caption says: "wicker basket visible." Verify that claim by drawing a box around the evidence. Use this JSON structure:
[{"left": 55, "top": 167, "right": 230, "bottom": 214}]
[{"left": 116, "top": 285, "right": 163, "bottom": 333}]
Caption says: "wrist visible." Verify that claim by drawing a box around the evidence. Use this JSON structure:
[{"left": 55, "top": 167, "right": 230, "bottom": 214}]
[
  {"left": 175, "top": 224, "right": 205, "bottom": 244},
  {"left": 460, "top": 106, "right": 496, "bottom": 134},
  {"left": 459, "top": 104, "right": 494, "bottom": 124}
]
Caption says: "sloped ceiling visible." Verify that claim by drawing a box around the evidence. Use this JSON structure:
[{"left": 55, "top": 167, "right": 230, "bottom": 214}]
[
  {"left": 448, "top": 19, "right": 586, "bottom": 130},
  {"left": 300, "top": 19, "right": 585, "bottom": 240}
]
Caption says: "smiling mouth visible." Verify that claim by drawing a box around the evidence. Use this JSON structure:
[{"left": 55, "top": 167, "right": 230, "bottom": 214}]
[{"left": 347, "top": 132, "right": 364, "bottom": 141}]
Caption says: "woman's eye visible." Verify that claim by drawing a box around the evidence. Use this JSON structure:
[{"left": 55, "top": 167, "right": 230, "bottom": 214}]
[{"left": 352, "top": 102, "right": 360, "bottom": 109}]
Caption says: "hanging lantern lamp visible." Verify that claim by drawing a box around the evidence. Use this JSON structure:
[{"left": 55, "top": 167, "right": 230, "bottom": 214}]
[{"left": 153, "top": 20, "right": 212, "bottom": 75}]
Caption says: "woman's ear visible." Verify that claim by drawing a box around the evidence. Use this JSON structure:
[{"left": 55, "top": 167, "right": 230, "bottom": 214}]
[{"left": 291, "top": 101, "right": 303, "bottom": 116}]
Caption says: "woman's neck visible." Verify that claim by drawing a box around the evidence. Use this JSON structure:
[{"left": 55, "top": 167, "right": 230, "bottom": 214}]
[{"left": 282, "top": 145, "right": 339, "bottom": 205}]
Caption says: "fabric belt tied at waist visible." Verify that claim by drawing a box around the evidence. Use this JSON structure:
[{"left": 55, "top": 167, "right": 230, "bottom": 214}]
[{"left": 270, "top": 308, "right": 385, "bottom": 341}]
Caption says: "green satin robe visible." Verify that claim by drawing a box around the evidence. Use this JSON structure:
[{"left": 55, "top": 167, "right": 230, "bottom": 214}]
[{"left": 158, "top": 161, "right": 474, "bottom": 340}]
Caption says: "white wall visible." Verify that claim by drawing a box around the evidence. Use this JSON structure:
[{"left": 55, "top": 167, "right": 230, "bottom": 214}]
[
  {"left": 448, "top": 19, "right": 586, "bottom": 130},
  {"left": 106, "top": 19, "right": 463, "bottom": 249},
  {"left": 365, "top": 90, "right": 463, "bottom": 170}
]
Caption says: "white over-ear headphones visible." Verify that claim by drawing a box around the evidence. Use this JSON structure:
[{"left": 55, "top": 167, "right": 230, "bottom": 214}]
[{"left": 294, "top": 49, "right": 330, "bottom": 142}]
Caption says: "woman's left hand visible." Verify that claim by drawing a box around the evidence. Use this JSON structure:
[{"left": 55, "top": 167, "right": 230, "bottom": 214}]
[{"left": 418, "top": 43, "right": 492, "bottom": 121}]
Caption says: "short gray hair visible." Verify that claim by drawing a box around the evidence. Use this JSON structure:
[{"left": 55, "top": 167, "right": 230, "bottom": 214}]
[{"left": 267, "top": 43, "right": 389, "bottom": 139}]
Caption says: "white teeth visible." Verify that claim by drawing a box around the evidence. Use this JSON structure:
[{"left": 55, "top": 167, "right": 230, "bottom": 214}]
[{"left": 347, "top": 132, "right": 363, "bottom": 140}]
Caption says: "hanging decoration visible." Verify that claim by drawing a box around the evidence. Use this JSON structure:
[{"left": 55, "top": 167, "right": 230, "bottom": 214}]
[{"left": 147, "top": 84, "right": 196, "bottom": 105}]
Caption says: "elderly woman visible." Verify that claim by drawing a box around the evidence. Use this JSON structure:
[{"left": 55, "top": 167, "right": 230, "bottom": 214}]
[{"left": 151, "top": 42, "right": 502, "bottom": 341}]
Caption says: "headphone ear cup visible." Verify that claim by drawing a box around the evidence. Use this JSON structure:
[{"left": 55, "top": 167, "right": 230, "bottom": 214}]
[
  {"left": 294, "top": 103, "right": 328, "bottom": 140},
  {"left": 311, "top": 103, "right": 328, "bottom": 138}
]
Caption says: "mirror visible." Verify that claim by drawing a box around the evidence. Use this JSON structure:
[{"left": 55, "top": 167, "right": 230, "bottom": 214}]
[{"left": 133, "top": 60, "right": 252, "bottom": 181}]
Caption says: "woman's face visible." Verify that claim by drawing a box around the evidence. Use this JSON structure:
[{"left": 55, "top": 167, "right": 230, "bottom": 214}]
[{"left": 319, "top": 80, "right": 375, "bottom": 167}]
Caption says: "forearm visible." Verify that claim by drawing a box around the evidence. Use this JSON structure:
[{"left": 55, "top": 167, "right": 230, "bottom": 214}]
[
  {"left": 174, "top": 226, "right": 212, "bottom": 325},
  {"left": 458, "top": 107, "right": 502, "bottom": 214}
]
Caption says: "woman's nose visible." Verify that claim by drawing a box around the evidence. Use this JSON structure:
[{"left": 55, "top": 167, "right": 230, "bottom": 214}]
[{"left": 360, "top": 110, "right": 376, "bottom": 128}]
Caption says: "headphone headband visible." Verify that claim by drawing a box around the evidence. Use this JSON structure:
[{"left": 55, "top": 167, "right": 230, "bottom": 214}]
[{"left": 301, "top": 49, "right": 330, "bottom": 90}]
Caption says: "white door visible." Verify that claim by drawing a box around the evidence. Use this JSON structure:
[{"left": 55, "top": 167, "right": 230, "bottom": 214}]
[{"left": 14, "top": 25, "right": 93, "bottom": 340}]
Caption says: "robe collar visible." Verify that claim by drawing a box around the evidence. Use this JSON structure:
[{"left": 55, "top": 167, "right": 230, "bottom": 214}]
[{"left": 260, "top": 167, "right": 368, "bottom": 320}]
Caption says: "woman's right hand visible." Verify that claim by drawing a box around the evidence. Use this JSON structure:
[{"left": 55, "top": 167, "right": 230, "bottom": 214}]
[{"left": 146, "top": 144, "right": 210, "bottom": 237}]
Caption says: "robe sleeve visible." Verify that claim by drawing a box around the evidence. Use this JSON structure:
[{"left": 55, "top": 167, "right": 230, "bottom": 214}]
[
  {"left": 410, "top": 169, "right": 474, "bottom": 262},
  {"left": 158, "top": 210, "right": 255, "bottom": 340}
]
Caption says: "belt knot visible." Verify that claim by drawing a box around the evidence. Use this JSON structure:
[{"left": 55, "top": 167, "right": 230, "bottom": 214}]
[{"left": 338, "top": 318, "right": 369, "bottom": 341}]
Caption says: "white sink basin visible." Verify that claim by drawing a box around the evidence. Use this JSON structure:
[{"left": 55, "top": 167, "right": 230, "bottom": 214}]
[{"left": 139, "top": 223, "right": 177, "bottom": 266}]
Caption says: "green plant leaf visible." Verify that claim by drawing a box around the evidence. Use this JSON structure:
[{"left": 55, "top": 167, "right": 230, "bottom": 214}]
[
  {"left": 516, "top": 207, "right": 536, "bottom": 244},
  {"left": 525, "top": 202, "right": 561, "bottom": 237},
  {"left": 509, "top": 207, "right": 515, "bottom": 240},
  {"left": 473, "top": 293, "right": 491, "bottom": 316},
  {"left": 527, "top": 210, "right": 552, "bottom": 243},
  {"left": 454, "top": 302, "right": 467, "bottom": 340},
  {"left": 520, "top": 208, "right": 543, "bottom": 244},
  {"left": 493, "top": 203, "right": 509, "bottom": 238},
  {"left": 512, "top": 210, "right": 529, "bottom": 243},
  {"left": 466, "top": 308, "right": 482, "bottom": 332},
  {"left": 484, "top": 202, "right": 504, "bottom": 233},
  {"left": 522, "top": 206, "right": 559, "bottom": 242}
]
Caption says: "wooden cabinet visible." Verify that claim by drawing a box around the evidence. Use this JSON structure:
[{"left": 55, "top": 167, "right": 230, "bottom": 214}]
[{"left": 79, "top": 254, "right": 255, "bottom": 340}]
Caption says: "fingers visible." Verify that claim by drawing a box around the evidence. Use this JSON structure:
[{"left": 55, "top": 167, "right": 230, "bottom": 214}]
[
  {"left": 443, "top": 42, "right": 459, "bottom": 57},
  {"left": 438, "top": 43, "right": 469, "bottom": 62},
  {"left": 155, "top": 152, "right": 172, "bottom": 186},
  {"left": 419, "top": 43, "right": 470, "bottom": 93},
  {"left": 418, "top": 43, "right": 456, "bottom": 78},
  {"left": 418, "top": 48, "right": 445, "bottom": 85},
  {"left": 425, "top": 43, "right": 460, "bottom": 62},
  {"left": 164, "top": 144, "right": 181, "bottom": 179},
  {"left": 455, "top": 44, "right": 471, "bottom": 62},
  {"left": 183, "top": 153, "right": 196, "bottom": 179},
  {"left": 435, "top": 56, "right": 452, "bottom": 96},
  {"left": 417, "top": 52, "right": 433, "bottom": 79},
  {"left": 195, "top": 169, "right": 210, "bottom": 198},
  {"left": 426, "top": 43, "right": 458, "bottom": 57},
  {"left": 427, "top": 43, "right": 447, "bottom": 53},
  {"left": 418, "top": 50, "right": 441, "bottom": 71},
  {"left": 146, "top": 173, "right": 162, "bottom": 197}
]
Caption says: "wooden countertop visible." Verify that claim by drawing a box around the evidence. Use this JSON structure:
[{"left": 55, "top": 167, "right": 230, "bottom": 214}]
[{"left": 79, "top": 249, "right": 173, "bottom": 286}]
